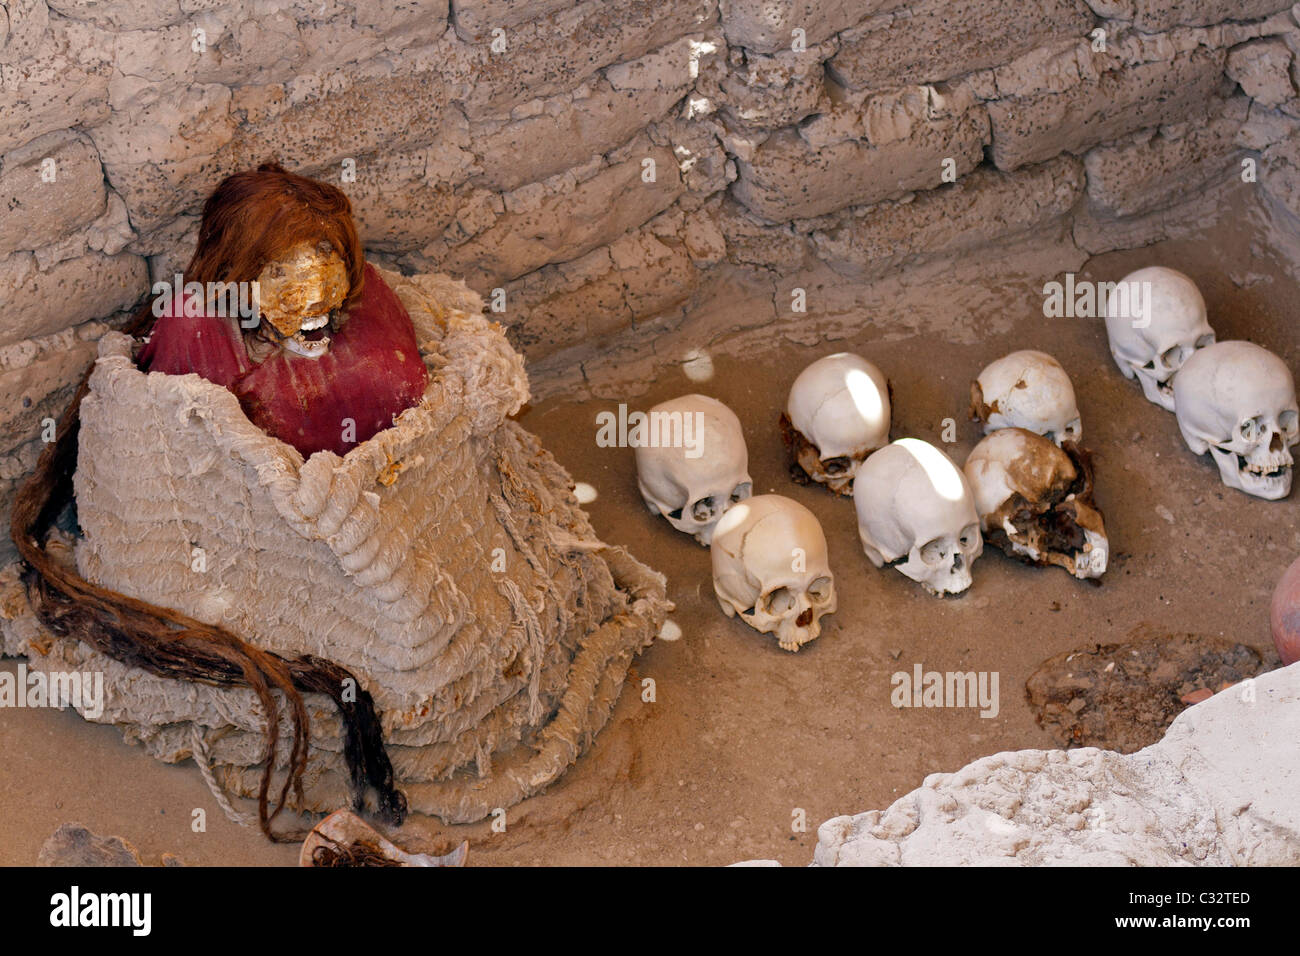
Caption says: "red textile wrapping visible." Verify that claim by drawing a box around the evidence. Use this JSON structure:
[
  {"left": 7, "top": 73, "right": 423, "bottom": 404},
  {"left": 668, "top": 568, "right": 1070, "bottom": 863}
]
[{"left": 140, "top": 264, "right": 428, "bottom": 457}]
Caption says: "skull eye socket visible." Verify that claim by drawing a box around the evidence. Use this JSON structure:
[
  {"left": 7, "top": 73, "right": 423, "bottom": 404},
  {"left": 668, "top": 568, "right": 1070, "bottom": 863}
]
[
  {"left": 919, "top": 538, "right": 947, "bottom": 566},
  {"left": 822, "top": 456, "right": 852, "bottom": 476},
  {"left": 1194, "top": 333, "right": 1215, "bottom": 349},
  {"left": 808, "top": 576, "right": 833, "bottom": 603},
  {"left": 1240, "top": 417, "right": 1261, "bottom": 442},
  {"left": 1159, "top": 345, "right": 1189, "bottom": 371},
  {"left": 730, "top": 482, "right": 752, "bottom": 504},
  {"left": 1281, "top": 410, "right": 1298, "bottom": 438},
  {"left": 958, "top": 524, "right": 980, "bottom": 551},
  {"left": 691, "top": 496, "right": 718, "bottom": 523},
  {"left": 764, "top": 586, "right": 797, "bottom": 615}
]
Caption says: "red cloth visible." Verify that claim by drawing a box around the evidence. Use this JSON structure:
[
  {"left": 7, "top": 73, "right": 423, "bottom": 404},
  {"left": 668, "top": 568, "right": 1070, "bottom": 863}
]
[{"left": 140, "top": 264, "right": 428, "bottom": 457}]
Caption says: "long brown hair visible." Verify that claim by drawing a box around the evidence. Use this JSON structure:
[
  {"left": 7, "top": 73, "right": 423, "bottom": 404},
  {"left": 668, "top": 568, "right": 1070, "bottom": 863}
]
[
  {"left": 184, "top": 160, "right": 365, "bottom": 311},
  {"left": 10, "top": 162, "right": 404, "bottom": 841}
]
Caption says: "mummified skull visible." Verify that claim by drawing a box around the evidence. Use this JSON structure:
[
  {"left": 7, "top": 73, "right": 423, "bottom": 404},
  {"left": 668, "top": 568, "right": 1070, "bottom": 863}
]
[
  {"left": 971, "top": 350, "right": 1081, "bottom": 445},
  {"left": 853, "top": 439, "right": 983, "bottom": 596},
  {"left": 1173, "top": 341, "right": 1299, "bottom": 500},
  {"left": 711, "top": 495, "right": 837, "bottom": 652},
  {"left": 1103, "top": 266, "right": 1214, "bottom": 412},
  {"left": 253, "top": 239, "right": 350, "bottom": 359},
  {"left": 635, "top": 394, "right": 753, "bottom": 544},
  {"left": 963, "top": 428, "right": 1108, "bottom": 580},
  {"left": 781, "top": 352, "right": 891, "bottom": 495}
]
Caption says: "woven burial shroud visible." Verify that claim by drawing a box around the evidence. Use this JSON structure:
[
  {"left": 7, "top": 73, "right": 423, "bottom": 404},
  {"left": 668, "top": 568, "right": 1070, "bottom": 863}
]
[{"left": 1, "top": 267, "right": 668, "bottom": 824}]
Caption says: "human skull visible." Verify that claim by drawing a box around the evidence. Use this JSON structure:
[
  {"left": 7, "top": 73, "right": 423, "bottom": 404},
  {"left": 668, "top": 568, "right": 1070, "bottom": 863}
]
[
  {"left": 635, "top": 394, "right": 753, "bottom": 544},
  {"left": 711, "top": 495, "right": 837, "bottom": 652},
  {"left": 254, "top": 239, "right": 350, "bottom": 359},
  {"left": 1172, "top": 341, "right": 1298, "bottom": 500},
  {"left": 781, "top": 352, "right": 891, "bottom": 495},
  {"left": 853, "top": 439, "right": 983, "bottom": 596},
  {"left": 1103, "top": 266, "right": 1214, "bottom": 411},
  {"left": 963, "top": 428, "right": 1108, "bottom": 580},
  {"left": 971, "top": 350, "right": 1081, "bottom": 445}
]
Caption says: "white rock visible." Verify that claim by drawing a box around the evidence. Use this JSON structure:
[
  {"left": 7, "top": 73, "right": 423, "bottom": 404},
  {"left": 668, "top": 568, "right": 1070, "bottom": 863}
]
[{"left": 804, "top": 662, "right": 1300, "bottom": 865}]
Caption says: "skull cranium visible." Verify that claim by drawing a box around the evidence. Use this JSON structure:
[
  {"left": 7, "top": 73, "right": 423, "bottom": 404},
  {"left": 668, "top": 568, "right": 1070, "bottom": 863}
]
[
  {"left": 971, "top": 350, "right": 1081, "bottom": 445},
  {"left": 963, "top": 428, "right": 1108, "bottom": 580},
  {"left": 1173, "top": 341, "right": 1298, "bottom": 500},
  {"left": 781, "top": 352, "right": 891, "bottom": 495},
  {"left": 253, "top": 239, "right": 350, "bottom": 359},
  {"left": 853, "top": 439, "right": 983, "bottom": 596},
  {"left": 1103, "top": 266, "right": 1214, "bottom": 412},
  {"left": 634, "top": 394, "right": 753, "bottom": 544},
  {"left": 711, "top": 495, "right": 837, "bottom": 652}
]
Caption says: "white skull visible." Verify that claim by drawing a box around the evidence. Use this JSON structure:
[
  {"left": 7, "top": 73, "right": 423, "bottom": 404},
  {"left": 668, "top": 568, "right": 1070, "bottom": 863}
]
[
  {"left": 635, "top": 394, "right": 753, "bottom": 544},
  {"left": 971, "top": 350, "right": 1081, "bottom": 445},
  {"left": 782, "top": 352, "right": 891, "bottom": 495},
  {"left": 711, "top": 495, "right": 837, "bottom": 652},
  {"left": 1172, "top": 341, "right": 1299, "bottom": 500},
  {"left": 963, "top": 428, "right": 1108, "bottom": 580},
  {"left": 853, "top": 439, "right": 983, "bottom": 596},
  {"left": 1103, "top": 266, "right": 1214, "bottom": 412}
]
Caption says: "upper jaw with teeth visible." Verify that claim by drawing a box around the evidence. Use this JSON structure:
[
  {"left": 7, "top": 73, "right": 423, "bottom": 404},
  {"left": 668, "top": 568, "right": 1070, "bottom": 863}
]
[{"left": 1213, "top": 446, "right": 1294, "bottom": 498}]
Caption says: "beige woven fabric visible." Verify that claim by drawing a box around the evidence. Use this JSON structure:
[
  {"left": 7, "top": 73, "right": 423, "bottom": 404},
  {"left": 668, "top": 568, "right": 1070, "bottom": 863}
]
[{"left": 0, "top": 268, "right": 668, "bottom": 823}]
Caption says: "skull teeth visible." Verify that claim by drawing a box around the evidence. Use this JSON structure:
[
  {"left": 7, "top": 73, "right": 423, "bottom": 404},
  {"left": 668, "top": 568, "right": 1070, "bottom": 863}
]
[
  {"left": 299, "top": 313, "right": 331, "bottom": 332},
  {"left": 1235, "top": 450, "right": 1294, "bottom": 478},
  {"left": 284, "top": 331, "right": 330, "bottom": 358}
]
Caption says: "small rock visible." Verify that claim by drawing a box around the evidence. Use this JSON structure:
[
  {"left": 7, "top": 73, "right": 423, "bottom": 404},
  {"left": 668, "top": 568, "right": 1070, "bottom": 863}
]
[
  {"left": 1181, "top": 688, "right": 1214, "bottom": 705},
  {"left": 38, "top": 824, "right": 143, "bottom": 867}
]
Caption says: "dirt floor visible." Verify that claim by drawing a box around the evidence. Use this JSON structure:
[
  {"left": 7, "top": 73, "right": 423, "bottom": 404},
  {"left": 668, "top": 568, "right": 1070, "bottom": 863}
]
[{"left": 1, "top": 189, "right": 1295, "bottom": 866}]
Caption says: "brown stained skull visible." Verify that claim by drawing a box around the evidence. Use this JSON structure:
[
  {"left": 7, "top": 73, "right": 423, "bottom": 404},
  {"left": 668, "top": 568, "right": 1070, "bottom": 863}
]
[
  {"left": 963, "top": 428, "right": 1108, "bottom": 581},
  {"left": 252, "top": 239, "right": 350, "bottom": 359},
  {"left": 779, "top": 413, "right": 875, "bottom": 494}
]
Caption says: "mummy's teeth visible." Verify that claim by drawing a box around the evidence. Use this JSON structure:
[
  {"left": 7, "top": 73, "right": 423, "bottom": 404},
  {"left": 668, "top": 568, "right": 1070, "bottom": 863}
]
[
  {"left": 299, "top": 313, "right": 330, "bottom": 331},
  {"left": 285, "top": 332, "right": 329, "bottom": 358}
]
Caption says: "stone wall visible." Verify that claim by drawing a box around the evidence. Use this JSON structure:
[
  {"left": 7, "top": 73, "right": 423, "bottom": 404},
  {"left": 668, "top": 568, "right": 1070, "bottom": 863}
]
[{"left": 5, "top": 0, "right": 1300, "bottom": 555}]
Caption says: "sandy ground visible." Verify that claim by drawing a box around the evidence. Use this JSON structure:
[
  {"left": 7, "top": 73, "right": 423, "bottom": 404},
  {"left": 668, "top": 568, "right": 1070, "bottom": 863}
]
[{"left": 1, "top": 190, "right": 1295, "bottom": 866}]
